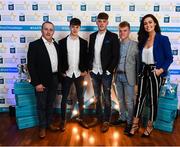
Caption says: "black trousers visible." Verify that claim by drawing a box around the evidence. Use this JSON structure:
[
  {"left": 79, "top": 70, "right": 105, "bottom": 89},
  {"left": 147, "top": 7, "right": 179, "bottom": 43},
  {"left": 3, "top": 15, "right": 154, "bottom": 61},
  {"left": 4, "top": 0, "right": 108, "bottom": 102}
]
[
  {"left": 61, "top": 75, "right": 85, "bottom": 121},
  {"left": 134, "top": 64, "right": 162, "bottom": 122},
  {"left": 35, "top": 75, "right": 58, "bottom": 128}
]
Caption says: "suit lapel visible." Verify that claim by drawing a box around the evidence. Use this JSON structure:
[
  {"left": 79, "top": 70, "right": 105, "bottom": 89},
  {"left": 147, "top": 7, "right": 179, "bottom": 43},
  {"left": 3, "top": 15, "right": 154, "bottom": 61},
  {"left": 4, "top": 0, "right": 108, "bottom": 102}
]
[
  {"left": 101, "top": 31, "right": 109, "bottom": 50},
  {"left": 126, "top": 40, "right": 132, "bottom": 59},
  {"left": 64, "top": 36, "right": 68, "bottom": 55},
  {"left": 39, "top": 38, "right": 52, "bottom": 70},
  {"left": 153, "top": 33, "right": 158, "bottom": 58},
  {"left": 79, "top": 37, "right": 83, "bottom": 61},
  {"left": 92, "top": 31, "right": 98, "bottom": 47}
]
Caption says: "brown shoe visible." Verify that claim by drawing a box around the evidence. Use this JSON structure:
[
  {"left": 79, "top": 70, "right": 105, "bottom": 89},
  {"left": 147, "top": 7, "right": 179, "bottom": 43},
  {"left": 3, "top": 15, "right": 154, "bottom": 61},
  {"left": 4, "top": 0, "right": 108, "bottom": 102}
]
[
  {"left": 60, "top": 120, "right": 66, "bottom": 132},
  {"left": 76, "top": 117, "right": 89, "bottom": 129},
  {"left": 101, "top": 122, "right": 109, "bottom": 133},
  {"left": 88, "top": 117, "right": 98, "bottom": 128},
  {"left": 48, "top": 124, "right": 60, "bottom": 131},
  {"left": 39, "top": 128, "right": 46, "bottom": 138}
]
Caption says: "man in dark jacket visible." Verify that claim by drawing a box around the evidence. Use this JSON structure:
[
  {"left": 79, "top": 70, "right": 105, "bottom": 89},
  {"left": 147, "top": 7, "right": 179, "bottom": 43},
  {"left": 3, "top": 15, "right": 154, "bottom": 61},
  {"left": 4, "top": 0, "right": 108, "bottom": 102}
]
[
  {"left": 58, "top": 18, "right": 89, "bottom": 131},
  {"left": 88, "top": 12, "right": 119, "bottom": 132},
  {"left": 27, "top": 21, "right": 60, "bottom": 138}
]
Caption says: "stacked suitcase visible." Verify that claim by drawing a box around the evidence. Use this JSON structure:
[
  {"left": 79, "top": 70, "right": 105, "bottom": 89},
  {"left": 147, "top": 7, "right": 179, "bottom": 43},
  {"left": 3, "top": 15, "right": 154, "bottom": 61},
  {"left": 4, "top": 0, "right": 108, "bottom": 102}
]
[
  {"left": 154, "top": 83, "right": 178, "bottom": 132},
  {"left": 14, "top": 81, "right": 39, "bottom": 129}
]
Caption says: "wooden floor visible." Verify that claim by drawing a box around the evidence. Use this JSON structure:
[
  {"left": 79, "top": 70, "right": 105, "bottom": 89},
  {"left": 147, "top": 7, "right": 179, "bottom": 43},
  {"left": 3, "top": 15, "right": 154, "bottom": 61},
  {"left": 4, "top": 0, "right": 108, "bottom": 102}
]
[{"left": 0, "top": 113, "right": 180, "bottom": 146}]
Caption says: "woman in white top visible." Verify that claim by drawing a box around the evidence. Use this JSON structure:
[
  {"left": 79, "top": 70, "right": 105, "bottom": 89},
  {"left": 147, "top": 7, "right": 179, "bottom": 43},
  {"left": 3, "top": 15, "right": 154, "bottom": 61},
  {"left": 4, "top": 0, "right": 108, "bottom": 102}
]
[{"left": 128, "top": 14, "right": 173, "bottom": 137}]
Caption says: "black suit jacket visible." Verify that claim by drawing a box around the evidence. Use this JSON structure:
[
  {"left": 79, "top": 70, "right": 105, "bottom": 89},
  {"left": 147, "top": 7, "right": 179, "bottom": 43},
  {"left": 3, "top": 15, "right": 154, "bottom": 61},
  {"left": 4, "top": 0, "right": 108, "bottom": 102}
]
[
  {"left": 27, "top": 38, "right": 60, "bottom": 88},
  {"left": 88, "top": 30, "right": 120, "bottom": 73},
  {"left": 58, "top": 36, "right": 88, "bottom": 74}
]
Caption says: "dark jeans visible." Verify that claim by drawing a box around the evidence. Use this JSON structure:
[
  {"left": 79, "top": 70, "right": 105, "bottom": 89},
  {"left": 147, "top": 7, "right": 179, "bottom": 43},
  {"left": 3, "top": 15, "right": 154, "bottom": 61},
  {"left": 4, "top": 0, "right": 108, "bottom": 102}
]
[
  {"left": 35, "top": 75, "right": 58, "bottom": 128},
  {"left": 90, "top": 72, "right": 113, "bottom": 122},
  {"left": 61, "top": 75, "right": 85, "bottom": 121}
]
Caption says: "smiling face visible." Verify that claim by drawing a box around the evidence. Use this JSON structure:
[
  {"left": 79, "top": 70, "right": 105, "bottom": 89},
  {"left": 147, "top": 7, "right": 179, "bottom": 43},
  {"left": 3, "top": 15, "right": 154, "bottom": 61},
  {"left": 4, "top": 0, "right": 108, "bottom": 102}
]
[
  {"left": 119, "top": 26, "right": 130, "bottom": 41},
  {"left": 96, "top": 19, "right": 108, "bottom": 32},
  {"left": 143, "top": 17, "right": 156, "bottom": 33},
  {"left": 41, "top": 23, "right": 54, "bottom": 42}
]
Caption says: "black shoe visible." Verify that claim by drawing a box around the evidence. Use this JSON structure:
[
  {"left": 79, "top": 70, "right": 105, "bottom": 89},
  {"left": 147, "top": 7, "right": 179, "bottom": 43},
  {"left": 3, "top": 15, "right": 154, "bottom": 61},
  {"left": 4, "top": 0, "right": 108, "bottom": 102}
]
[
  {"left": 88, "top": 117, "right": 98, "bottom": 128},
  {"left": 48, "top": 124, "right": 60, "bottom": 131},
  {"left": 60, "top": 120, "right": 66, "bottom": 132},
  {"left": 124, "top": 124, "right": 132, "bottom": 135},
  {"left": 101, "top": 122, "right": 110, "bottom": 133},
  {"left": 39, "top": 128, "right": 46, "bottom": 138},
  {"left": 111, "top": 119, "right": 126, "bottom": 126},
  {"left": 76, "top": 117, "right": 89, "bottom": 129}
]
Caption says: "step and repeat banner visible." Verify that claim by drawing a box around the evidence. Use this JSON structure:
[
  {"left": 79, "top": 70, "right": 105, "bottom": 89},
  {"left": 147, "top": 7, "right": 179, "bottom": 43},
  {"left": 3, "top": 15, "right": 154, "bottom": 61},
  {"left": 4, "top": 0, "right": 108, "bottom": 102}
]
[{"left": 0, "top": 0, "right": 180, "bottom": 110}]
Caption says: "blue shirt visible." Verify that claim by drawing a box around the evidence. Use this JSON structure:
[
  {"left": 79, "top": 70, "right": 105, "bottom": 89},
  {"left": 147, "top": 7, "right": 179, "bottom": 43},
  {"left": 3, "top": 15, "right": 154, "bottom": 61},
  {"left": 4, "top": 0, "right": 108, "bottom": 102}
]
[{"left": 117, "top": 40, "right": 130, "bottom": 72}]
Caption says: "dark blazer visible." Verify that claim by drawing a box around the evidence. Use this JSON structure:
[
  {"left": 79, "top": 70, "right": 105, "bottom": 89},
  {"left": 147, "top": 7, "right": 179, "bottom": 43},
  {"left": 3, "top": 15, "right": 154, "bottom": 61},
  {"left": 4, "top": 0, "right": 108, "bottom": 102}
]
[
  {"left": 27, "top": 38, "right": 60, "bottom": 88},
  {"left": 139, "top": 33, "right": 173, "bottom": 77},
  {"left": 88, "top": 30, "right": 120, "bottom": 73},
  {"left": 58, "top": 36, "right": 88, "bottom": 74}
]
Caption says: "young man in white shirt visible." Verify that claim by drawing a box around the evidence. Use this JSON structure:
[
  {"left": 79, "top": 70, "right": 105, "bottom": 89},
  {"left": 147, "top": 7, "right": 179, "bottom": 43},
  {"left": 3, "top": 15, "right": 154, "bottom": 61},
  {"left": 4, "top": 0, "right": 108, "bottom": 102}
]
[
  {"left": 58, "top": 18, "right": 89, "bottom": 131},
  {"left": 88, "top": 12, "right": 119, "bottom": 132}
]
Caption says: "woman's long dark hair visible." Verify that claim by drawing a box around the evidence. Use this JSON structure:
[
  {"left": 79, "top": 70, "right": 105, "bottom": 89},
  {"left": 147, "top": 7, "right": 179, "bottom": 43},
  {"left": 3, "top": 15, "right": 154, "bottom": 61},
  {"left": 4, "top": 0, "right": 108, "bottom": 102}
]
[{"left": 138, "top": 14, "right": 161, "bottom": 49}]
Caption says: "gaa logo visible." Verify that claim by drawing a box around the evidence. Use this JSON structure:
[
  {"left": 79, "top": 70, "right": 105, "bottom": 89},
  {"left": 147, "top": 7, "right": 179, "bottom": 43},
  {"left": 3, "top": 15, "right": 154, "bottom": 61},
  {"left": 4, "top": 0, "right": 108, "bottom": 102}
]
[
  {"left": 21, "top": 58, "right": 26, "bottom": 64},
  {"left": 32, "top": 2, "right": 38, "bottom": 10},
  {"left": 105, "top": 3, "right": 111, "bottom": 11},
  {"left": 115, "top": 16, "right": 121, "bottom": 22},
  {"left": 10, "top": 46, "right": 16, "bottom": 54},
  {"left": 67, "top": 15, "right": 73, "bottom": 22},
  {"left": 56, "top": 4, "right": 62, "bottom": 11},
  {"left": 20, "top": 35, "right": 26, "bottom": 43},
  {"left": 19, "top": 13, "right": 25, "bottom": 21},
  {"left": 0, "top": 57, "right": 3, "bottom": 64},
  {"left": 154, "top": 4, "right": 160, "bottom": 12},
  {"left": 8, "top": 2, "right": 14, "bottom": 10},
  {"left": 129, "top": 3, "right": 135, "bottom": 11},
  {"left": 43, "top": 14, "right": 49, "bottom": 21},
  {"left": 0, "top": 77, "right": 4, "bottom": 84},
  {"left": 164, "top": 16, "right": 170, "bottom": 23},
  {"left": 91, "top": 16, "right": 97, "bottom": 22},
  {"left": 81, "top": 3, "right": 86, "bottom": 11}
]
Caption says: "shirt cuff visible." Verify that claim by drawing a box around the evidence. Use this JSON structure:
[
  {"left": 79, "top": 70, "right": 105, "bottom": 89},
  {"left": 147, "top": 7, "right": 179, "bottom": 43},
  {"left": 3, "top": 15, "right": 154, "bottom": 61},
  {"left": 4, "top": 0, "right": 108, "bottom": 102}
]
[{"left": 106, "top": 70, "right": 111, "bottom": 75}]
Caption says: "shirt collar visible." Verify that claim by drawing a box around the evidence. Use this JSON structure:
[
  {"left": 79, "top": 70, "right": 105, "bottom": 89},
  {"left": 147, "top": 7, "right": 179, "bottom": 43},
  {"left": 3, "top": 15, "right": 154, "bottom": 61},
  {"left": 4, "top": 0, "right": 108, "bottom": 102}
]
[
  {"left": 121, "top": 38, "right": 130, "bottom": 45},
  {"left": 68, "top": 34, "right": 79, "bottom": 40},
  {"left": 42, "top": 36, "right": 54, "bottom": 44},
  {"left": 97, "top": 30, "right": 107, "bottom": 36}
]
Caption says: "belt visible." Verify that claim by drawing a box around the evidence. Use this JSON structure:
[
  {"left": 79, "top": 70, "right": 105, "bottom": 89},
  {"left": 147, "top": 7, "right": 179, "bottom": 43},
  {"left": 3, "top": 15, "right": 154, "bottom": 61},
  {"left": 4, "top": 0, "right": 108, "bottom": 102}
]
[{"left": 116, "top": 71, "right": 126, "bottom": 74}]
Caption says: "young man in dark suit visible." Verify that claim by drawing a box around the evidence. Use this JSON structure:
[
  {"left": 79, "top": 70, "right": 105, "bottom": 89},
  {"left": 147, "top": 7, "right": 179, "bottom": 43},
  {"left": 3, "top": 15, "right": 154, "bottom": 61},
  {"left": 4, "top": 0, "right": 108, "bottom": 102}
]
[
  {"left": 58, "top": 18, "right": 89, "bottom": 131},
  {"left": 88, "top": 12, "right": 119, "bottom": 132},
  {"left": 27, "top": 21, "right": 60, "bottom": 138}
]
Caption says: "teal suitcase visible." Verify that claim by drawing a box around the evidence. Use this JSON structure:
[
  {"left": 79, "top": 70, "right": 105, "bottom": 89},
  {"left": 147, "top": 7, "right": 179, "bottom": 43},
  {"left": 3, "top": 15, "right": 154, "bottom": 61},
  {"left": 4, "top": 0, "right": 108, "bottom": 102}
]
[
  {"left": 154, "top": 119, "right": 174, "bottom": 132},
  {"left": 16, "top": 116, "right": 39, "bottom": 129},
  {"left": 16, "top": 105, "right": 37, "bottom": 117},
  {"left": 14, "top": 81, "right": 35, "bottom": 95}
]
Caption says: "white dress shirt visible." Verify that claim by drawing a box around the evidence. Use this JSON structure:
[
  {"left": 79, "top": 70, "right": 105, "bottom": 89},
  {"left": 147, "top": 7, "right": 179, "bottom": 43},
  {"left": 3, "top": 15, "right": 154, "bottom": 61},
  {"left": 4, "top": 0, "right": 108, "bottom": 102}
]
[
  {"left": 66, "top": 35, "right": 81, "bottom": 78},
  {"left": 92, "top": 31, "right": 106, "bottom": 75},
  {"left": 42, "top": 37, "right": 58, "bottom": 73},
  {"left": 142, "top": 46, "right": 155, "bottom": 64}
]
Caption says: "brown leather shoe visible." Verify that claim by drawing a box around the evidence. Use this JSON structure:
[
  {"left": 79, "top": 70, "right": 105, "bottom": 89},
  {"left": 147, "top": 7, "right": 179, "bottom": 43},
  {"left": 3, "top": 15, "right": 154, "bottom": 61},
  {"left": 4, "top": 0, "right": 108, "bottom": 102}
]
[
  {"left": 76, "top": 117, "right": 89, "bottom": 129},
  {"left": 48, "top": 124, "right": 60, "bottom": 131},
  {"left": 60, "top": 120, "right": 66, "bottom": 132},
  {"left": 88, "top": 117, "right": 98, "bottom": 128},
  {"left": 39, "top": 128, "right": 46, "bottom": 138},
  {"left": 101, "top": 122, "right": 109, "bottom": 133}
]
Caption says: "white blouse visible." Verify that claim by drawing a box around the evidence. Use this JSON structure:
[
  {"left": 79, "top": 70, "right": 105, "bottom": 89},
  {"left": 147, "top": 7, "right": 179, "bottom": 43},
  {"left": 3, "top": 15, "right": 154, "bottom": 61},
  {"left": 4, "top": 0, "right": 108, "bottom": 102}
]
[{"left": 142, "top": 46, "right": 154, "bottom": 64}]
